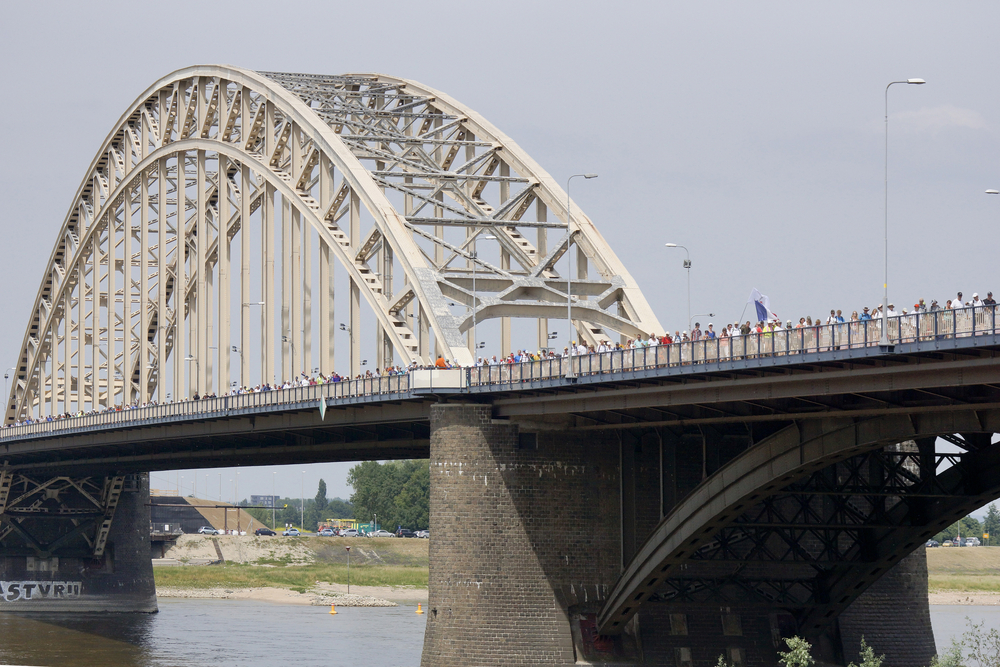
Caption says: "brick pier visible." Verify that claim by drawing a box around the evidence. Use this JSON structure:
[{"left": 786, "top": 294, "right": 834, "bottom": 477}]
[{"left": 420, "top": 405, "right": 936, "bottom": 666}]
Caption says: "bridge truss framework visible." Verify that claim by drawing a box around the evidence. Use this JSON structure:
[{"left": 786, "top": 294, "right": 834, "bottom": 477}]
[{"left": 7, "top": 66, "right": 661, "bottom": 422}]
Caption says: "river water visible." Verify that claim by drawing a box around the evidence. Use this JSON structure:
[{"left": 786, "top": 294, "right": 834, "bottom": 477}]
[{"left": 0, "top": 601, "right": 995, "bottom": 666}]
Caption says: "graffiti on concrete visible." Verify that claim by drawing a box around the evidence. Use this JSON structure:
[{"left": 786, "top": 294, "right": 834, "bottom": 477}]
[{"left": 0, "top": 581, "right": 81, "bottom": 601}]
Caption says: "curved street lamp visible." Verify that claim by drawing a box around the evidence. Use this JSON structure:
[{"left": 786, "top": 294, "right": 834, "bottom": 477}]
[
  {"left": 665, "top": 244, "right": 692, "bottom": 327},
  {"left": 566, "top": 173, "right": 598, "bottom": 379},
  {"left": 882, "top": 78, "right": 926, "bottom": 347}
]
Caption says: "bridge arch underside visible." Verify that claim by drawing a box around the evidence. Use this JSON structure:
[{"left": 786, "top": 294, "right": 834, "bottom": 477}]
[
  {"left": 601, "top": 410, "right": 1000, "bottom": 663},
  {"left": 7, "top": 66, "right": 660, "bottom": 423}
]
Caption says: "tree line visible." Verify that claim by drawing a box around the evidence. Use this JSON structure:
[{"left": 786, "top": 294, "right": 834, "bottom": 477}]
[
  {"left": 933, "top": 503, "right": 1000, "bottom": 545},
  {"left": 239, "top": 460, "right": 431, "bottom": 532},
  {"left": 347, "top": 460, "right": 429, "bottom": 531}
]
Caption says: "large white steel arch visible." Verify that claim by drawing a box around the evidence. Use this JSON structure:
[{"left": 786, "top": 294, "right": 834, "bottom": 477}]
[{"left": 5, "top": 65, "right": 662, "bottom": 422}]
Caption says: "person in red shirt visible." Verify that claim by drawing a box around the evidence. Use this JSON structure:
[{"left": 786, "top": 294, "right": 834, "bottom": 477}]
[{"left": 435, "top": 355, "right": 448, "bottom": 368}]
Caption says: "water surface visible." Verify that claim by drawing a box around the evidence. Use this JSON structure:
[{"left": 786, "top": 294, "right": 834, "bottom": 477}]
[
  {"left": 0, "top": 599, "right": 426, "bottom": 667},
  {"left": 0, "top": 601, "right": 994, "bottom": 666}
]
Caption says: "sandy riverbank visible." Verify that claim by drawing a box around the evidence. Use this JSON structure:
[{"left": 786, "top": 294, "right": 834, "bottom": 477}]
[
  {"left": 156, "top": 582, "right": 427, "bottom": 606},
  {"left": 929, "top": 591, "right": 1000, "bottom": 606}
]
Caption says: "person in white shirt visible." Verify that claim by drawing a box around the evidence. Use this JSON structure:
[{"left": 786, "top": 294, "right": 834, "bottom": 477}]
[
  {"left": 886, "top": 303, "right": 897, "bottom": 317},
  {"left": 954, "top": 292, "right": 964, "bottom": 308},
  {"left": 972, "top": 293, "right": 984, "bottom": 308}
]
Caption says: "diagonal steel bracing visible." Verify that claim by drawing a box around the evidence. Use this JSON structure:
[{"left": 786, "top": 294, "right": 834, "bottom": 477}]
[{"left": 7, "top": 66, "right": 661, "bottom": 422}]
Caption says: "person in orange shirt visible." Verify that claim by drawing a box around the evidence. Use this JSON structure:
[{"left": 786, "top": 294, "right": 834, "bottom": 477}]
[{"left": 435, "top": 355, "right": 448, "bottom": 369}]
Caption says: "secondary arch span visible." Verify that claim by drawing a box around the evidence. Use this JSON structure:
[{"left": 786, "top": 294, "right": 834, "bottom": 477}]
[{"left": 599, "top": 410, "right": 1000, "bottom": 642}]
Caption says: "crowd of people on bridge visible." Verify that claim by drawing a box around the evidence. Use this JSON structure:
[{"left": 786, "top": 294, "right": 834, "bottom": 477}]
[{"left": 3, "top": 290, "right": 995, "bottom": 430}]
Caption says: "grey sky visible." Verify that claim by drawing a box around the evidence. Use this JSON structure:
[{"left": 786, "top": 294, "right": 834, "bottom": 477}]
[{"left": 1, "top": 2, "right": 997, "bottom": 506}]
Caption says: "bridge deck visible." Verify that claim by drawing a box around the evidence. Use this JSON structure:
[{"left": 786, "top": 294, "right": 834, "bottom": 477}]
[{"left": 3, "top": 310, "right": 1000, "bottom": 451}]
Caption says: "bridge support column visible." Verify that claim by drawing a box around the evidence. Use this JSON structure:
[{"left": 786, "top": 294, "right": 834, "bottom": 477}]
[
  {"left": 422, "top": 404, "right": 642, "bottom": 666},
  {"left": 837, "top": 549, "right": 935, "bottom": 667},
  {"left": 0, "top": 471, "right": 156, "bottom": 612}
]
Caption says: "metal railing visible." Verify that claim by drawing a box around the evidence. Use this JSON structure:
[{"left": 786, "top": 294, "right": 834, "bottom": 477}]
[
  {"left": 467, "top": 305, "right": 1000, "bottom": 386},
  {"left": 0, "top": 374, "right": 409, "bottom": 441},
  {"left": 3, "top": 306, "right": 998, "bottom": 441}
]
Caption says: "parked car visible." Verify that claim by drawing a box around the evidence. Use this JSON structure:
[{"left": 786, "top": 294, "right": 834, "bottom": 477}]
[
  {"left": 282, "top": 528, "right": 301, "bottom": 537},
  {"left": 396, "top": 529, "right": 416, "bottom": 538},
  {"left": 340, "top": 528, "right": 359, "bottom": 538},
  {"left": 965, "top": 537, "right": 981, "bottom": 547},
  {"left": 368, "top": 529, "right": 394, "bottom": 538},
  {"left": 415, "top": 530, "right": 429, "bottom": 539},
  {"left": 925, "top": 540, "right": 939, "bottom": 548},
  {"left": 255, "top": 528, "right": 276, "bottom": 536},
  {"left": 197, "top": 526, "right": 220, "bottom": 535},
  {"left": 318, "top": 528, "right": 336, "bottom": 536}
]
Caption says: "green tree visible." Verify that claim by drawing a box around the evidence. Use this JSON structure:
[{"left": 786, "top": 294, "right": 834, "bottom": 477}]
[
  {"left": 935, "top": 514, "right": 988, "bottom": 544},
  {"left": 348, "top": 460, "right": 430, "bottom": 530},
  {"left": 961, "top": 516, "right": 982, "bottom": 539},
  {"left": 314, "top": 479, "right": 329, "bottom": 514},
  {"left": 983, "top": 503, "right": 1000, "bottom": 545},
  {"left": 394, "top": 462, "right": 430, "bottom": 530},
  {"left": 327, "top": 498, "right": 353, "bottom": 519}
]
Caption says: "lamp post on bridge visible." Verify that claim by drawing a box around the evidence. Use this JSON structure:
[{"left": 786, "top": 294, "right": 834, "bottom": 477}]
[
  {"left": 882, "top": 78, "right": 926, "bottom": 348},
  {"left": 566, "top": 173, "right": 598, "bottom": 379},
  {"left": 4, "top": 367, "right": 15, "bottom": 422},
  {"left": 665, "top": 244, "right": 692, "bottom": 328},
  {"left": 690, "top": 313, "right": 714, "bottom": 331},
  {"left": 183, "top": 355, "right": 199, "bottom": 397}
]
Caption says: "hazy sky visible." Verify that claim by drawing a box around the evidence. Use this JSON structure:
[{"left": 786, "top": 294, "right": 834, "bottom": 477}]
[{"left": 1, "top": 2, "right": 998, "bottom": 506}]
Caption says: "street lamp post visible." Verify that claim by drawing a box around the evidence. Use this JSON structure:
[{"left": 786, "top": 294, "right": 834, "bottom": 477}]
[
  {"left": 566, "top": 173, "right": 598, "bottom": 379},
  {"left": 471, "top": 249, "right": 478, "bottom": 351},
  {"left": 183, "top": 355, "right": 199, "bottom": 396},
  {"left": 690, "top": 313, "right": 715, "bottom": 331},
  {"left": 301, "top": 470, "right": 305, "bottom": 530},
  {"left": 272, "top": 471, "right": 277, "bottom": 529},
  {"left": 3, "top": 367, "right": 15, "bottom": 422},
  {"left": 665, "top": 244, "right": 692, "bottom": 327},
  {"left": 882, "top": 78, "right": 926, "bottom": 347}
]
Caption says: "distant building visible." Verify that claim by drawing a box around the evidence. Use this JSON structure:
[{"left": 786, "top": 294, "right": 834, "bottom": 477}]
[{"left": 250, "top": 495, "right": 279, "bottom": 508}]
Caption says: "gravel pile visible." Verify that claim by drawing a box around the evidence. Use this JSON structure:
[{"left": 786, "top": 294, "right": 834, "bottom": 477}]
[{"left": 310, "top": 593, "right": 398, "bottom": 607}]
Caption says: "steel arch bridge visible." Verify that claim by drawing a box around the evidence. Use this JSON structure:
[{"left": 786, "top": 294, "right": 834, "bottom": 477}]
[{"left": 6, "top": 65, "right": 661, "bottom": 423}]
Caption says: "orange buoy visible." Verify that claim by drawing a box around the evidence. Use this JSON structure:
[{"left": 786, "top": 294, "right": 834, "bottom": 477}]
[
  {"left": 416, "top": 603, "right": 424, "bottom": 614},
  {"left": 330, "top": 604, "right": 337, "bottom": 615}
]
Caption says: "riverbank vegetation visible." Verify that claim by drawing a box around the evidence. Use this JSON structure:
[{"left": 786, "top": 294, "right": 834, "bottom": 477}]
[
  {"left": 154, "top": 534, "right": 429, "bottom": 591},
  {"left": 927, "top": 545, "right": 1000, "bottom": 592},
  {"left": 154, "top": 562, "right": 427, "bottom": 592}
]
